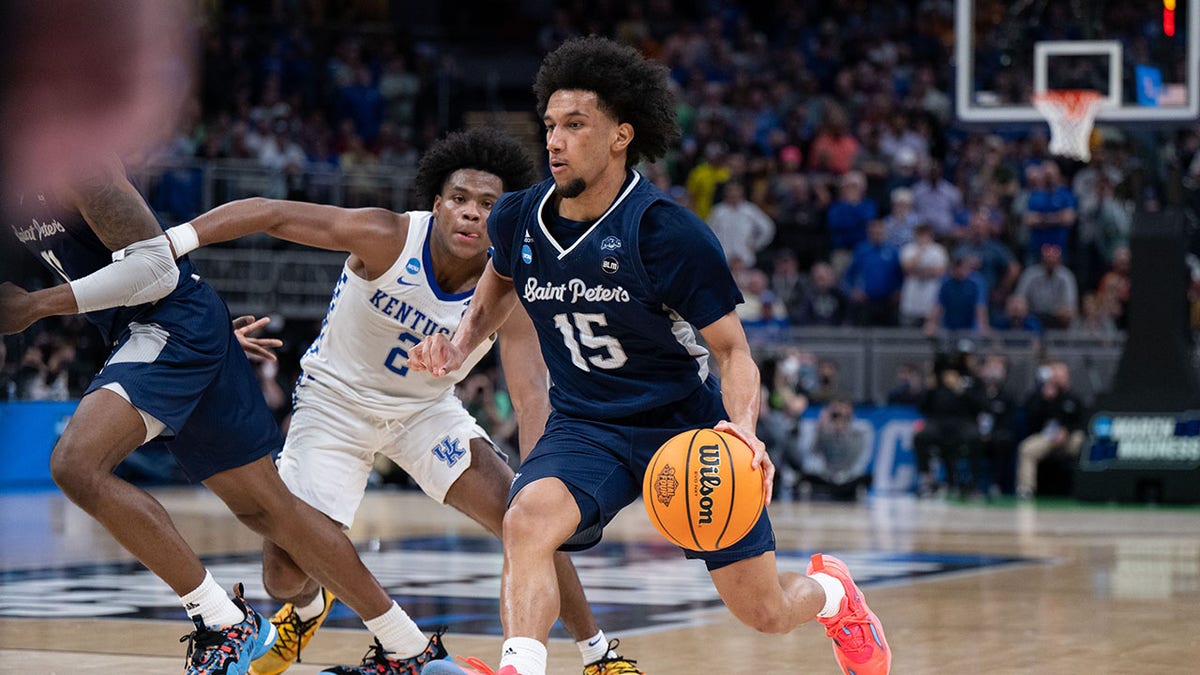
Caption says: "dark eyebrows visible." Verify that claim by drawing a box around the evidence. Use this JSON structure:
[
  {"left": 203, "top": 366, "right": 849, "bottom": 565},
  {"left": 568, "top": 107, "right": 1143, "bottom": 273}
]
[{"left": 544, "top": 110, "right": 590, "bottom": 123}]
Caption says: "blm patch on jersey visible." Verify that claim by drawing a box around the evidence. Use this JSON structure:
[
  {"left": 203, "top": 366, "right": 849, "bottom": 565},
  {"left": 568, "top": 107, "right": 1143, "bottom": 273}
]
[{"left": 0, "top": 536, "right": 1038, "bottom": 636}]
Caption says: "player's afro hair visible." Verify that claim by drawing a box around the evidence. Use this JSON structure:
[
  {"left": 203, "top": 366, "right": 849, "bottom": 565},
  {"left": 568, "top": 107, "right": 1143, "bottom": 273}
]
[
  {"left": 413, "top": 129, "right": 537, "bottom": 206},
  {"left": 534, "top": 36, "right": 680, "bottom": 166}
]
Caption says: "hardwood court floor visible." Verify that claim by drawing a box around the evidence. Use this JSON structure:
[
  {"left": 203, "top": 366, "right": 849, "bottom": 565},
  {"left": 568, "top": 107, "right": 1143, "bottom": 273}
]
[{"left": 1, "top": 487, "right": 1197, "bottom": 674}]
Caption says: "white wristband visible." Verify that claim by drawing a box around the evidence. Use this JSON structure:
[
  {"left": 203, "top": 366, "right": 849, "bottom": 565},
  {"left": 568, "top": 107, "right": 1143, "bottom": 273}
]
[{"left": 165, "top": 222, "right": 199, "bottom": 257}]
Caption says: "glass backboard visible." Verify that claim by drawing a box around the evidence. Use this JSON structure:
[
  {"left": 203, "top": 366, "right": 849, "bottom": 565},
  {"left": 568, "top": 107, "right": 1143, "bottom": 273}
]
[{"left": 955, "top": 0, "right": 1198, "bottom": 123}]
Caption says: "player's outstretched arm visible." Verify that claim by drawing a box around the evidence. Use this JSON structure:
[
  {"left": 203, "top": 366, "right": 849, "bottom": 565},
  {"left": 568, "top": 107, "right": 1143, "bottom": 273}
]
[
  {"left": 497, "top": 303, "right": 551, "bottom": 459},
  {"left": 410, "top": 260, "right": 520, "bottom": 377},
  {"left": 176, "top": 198, "right": 407, "bottom": 279},
  {"left": 699, "top": 311, "right": 776, "bottom": 505},
  {"left": 1, "top": 158, "right": 180, "bottom": 333}
]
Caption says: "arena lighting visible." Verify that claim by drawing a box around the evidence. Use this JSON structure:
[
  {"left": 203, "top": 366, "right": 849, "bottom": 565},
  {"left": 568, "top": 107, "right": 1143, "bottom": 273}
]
[{"left": 1164, "top": 0, "right": 1176, "bottom": 37}]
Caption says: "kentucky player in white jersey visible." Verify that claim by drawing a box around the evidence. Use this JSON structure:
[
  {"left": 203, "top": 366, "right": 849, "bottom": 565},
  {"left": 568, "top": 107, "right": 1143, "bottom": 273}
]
[{"left": 178, "top": 130, "right": 636, "bottom": 675}]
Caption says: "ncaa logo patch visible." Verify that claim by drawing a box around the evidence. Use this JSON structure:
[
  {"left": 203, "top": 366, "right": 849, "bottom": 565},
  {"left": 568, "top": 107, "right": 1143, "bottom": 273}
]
[
  {"left": 602, "top": 256, "right": 620, "bottom": 274},
  {"left": 601, "top": 235, "right": 622, "bottom": 251},
  {"left": 405, "top": 258, "right": 421, "bottom": 275},
  {"left": 521, "top": 244, "right": 533, "bottom": 264},
  {"left": 432, "top": 437, "right": 466, "bottom": 466}
]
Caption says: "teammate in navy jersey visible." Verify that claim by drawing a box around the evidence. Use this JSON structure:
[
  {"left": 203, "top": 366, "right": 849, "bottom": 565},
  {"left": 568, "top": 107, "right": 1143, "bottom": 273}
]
[
  {"left": 178, "top": 130, "right": 637, "bottom": 675},
  {"left": 0, "top": 156, "right": 428, "bottom": 675},
  {"left": 410, "top": 38, "right": 891, "bottom": 675}
]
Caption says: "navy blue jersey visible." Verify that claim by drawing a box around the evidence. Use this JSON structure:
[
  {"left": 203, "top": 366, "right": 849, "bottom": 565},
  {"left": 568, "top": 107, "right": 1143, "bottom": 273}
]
[
  {"left": 490, "top": 170, "right": 743, "bottom": 420},
  {"left": 8, "top": 192, "right": 196, "bottom": 343}
]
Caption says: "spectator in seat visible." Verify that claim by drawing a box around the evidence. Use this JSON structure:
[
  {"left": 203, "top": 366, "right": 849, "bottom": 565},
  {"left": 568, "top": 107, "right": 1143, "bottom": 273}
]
[
  {"left": 925, "top": 251, "right": 989, "bottom": 335},
  {"left": 899, "top": 223, "right": 948, "bottom": 327},
  {"left": 912, "top": 158, "right": 964, "bottom": 239},
  {"left": 844, "top": 219, "right": 902, "bottom": 326},
  {"left": 886, "top": 362, "right": 924, "bottom": 405},
  {"left": 760, "top": 349, "right": 814, "bottom": 499},
  {"left": 1016, "top": 362, "right": 1086, "bottom": 499},
  {"left": 955, "top": 206, "right": 1021, "bottom": 317},
  {"left": 1022, "top": 161, "right": 1077, "bottom": 265},
  {"left": 708, "top": 181, "right": 776, "bottom": 269},
  {"left": 976, "top": 354, "right": 1017, "bottom": 495},
  {"left": 1015, "top": 243, "right": 1078, "bottom": 329},
  {"left": 797, "top": 398, "right": 872, "bottom": 501},
  {"left": 790, "top": 261, "right": 849, "bottom": 326},
  {"left": 826, "top": 170, "right": 877, "bottom": 275},
  {"left": 914, "top": 351, "right": 985, "bottom": 497},
  {"left": 883, "top": 187, "right": 920, "bottom": 247},
  {"left": 991, "top": 293, "right": 1044, "bottom": 337}
]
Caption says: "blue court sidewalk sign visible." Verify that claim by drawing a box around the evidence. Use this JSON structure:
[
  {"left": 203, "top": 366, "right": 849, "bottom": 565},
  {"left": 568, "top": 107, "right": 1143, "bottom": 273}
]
[{"left": 0, "top": 400, "right": 77, "bottom": 490}]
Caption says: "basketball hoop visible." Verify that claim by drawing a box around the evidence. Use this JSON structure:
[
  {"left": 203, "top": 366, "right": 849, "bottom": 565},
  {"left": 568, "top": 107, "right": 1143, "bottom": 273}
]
[{"left": 1033, "top": 90, "right": 1106, "bottom": 162}]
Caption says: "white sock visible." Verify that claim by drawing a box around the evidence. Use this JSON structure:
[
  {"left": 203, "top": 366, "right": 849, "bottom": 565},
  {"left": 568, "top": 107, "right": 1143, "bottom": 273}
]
[
  {"left": 363, "top": 603, "right": 430, "bottom": 658},
  {"left": 578, "top": 630, "right": 610, "bottom": 664},
  {"left": 293, "top": 588, "right": 327, "bottom": 622},
  {"left": 499, "top": 636, "right": 547, "bottom": 675},
  {"left": 179, "top": 570, "right": 244, "bottom": 629},
  {"left": 809, "top": 572, "right": 847, "bottom": 618}
]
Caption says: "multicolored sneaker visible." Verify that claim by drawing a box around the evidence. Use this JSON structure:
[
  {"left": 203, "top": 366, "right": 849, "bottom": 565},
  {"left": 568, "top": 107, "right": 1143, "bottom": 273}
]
[
  {"left": 420, "top": 657, "right": 495, "bottom": 675},
  {"left": 180, "top": 583, "right": 278, "bottom": 675},
  {"left": 806, "top": 553, "right": 891, "bottom": 675},
  {"left": 250, "top": 587, "right": 336, "bottom": 675},
  {"left": 583, "top": 639, "right": 644, "bottom": 675},
  {"left": 320, "top": 630, "right": 448, "bottom": 675}
]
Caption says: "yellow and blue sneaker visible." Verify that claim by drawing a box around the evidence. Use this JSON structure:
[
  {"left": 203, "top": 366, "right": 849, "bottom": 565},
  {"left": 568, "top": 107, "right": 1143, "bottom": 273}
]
[{"left": 250, "top": 587, "right": 336, "bottom": 675}]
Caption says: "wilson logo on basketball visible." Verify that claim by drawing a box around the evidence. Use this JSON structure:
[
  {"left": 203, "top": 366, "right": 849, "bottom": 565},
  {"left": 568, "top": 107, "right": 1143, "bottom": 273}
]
[
  {"left": 696, "top": 444, "right": 722, "bottom": 524},
  {"left": 653, "top": 465, "right": 679, "bottom": 506}
]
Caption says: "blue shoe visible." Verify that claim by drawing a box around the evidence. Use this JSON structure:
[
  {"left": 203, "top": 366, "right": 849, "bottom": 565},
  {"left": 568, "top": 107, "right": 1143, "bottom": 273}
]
[
  {"left": 421, "top": 661, "right": 471, "bottom": 675},
  {"left": 421, "top": 656, "right": 495, "bottom": 675},
  {"left": 181, "top": 583, "right": 279, "bottom": 675}
]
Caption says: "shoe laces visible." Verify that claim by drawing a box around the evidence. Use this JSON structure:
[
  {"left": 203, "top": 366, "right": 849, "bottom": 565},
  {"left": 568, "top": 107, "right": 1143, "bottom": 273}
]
[
  {"left": 823, "top": 596, "right": 878, "bottom": 660},
  {"left": 353, "top": 628, "right": 448, "bottom": 673},
  {"left": 583, "top": 639, "right": 643, "bottom": 675},
  {"left": 179, "top": 613, "right": 254, "bottom": 671},
  {"left": 270, "top": 605, "right": 320, "bottom": 664}
]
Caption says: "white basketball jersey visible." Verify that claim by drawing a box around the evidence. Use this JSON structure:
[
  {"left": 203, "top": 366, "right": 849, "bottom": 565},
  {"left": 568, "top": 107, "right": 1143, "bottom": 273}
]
[{"left": 298, "top": 211, "right": 495, "bottom": 417}]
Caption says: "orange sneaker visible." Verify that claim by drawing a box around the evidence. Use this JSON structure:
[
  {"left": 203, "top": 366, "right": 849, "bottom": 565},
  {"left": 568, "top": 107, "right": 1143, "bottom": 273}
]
[{"left": 807, "top": 553, "right": 891, "bottom": 675}]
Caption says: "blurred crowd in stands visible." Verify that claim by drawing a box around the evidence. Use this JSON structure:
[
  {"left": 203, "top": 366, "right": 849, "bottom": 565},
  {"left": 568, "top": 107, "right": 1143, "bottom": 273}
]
[{"left": 6, "top": 0, "right": 1200, "bottom": 498}]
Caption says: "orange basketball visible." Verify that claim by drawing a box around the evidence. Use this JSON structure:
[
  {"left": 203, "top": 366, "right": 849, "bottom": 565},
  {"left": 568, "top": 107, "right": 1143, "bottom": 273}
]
[{"left": 642, "top": 428, "right": 765, "bottom": 552}]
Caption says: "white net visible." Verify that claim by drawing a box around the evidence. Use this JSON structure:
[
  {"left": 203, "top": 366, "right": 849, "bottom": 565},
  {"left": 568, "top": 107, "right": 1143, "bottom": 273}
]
[{"left": 1033, "top": 90, "right": 1106, "bottom": 162}]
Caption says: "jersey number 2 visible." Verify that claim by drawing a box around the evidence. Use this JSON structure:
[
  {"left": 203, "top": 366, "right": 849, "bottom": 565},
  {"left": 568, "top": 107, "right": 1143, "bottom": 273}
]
[
  {"left": 384, "top": 332, "right": 422, "bottom": 376},
  {"left": 552, "top": 312, "right": 628, "bottom": 372}
]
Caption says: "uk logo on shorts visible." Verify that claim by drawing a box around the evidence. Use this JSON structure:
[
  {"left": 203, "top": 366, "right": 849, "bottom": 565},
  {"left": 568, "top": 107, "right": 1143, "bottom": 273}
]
[{"left": 432, "top": 437, "right": 466, "bottom": 466}]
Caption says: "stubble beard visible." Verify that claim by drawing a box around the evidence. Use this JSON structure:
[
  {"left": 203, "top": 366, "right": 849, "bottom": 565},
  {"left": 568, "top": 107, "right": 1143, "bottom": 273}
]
[{"left": 558, "top": 177, "right": 587, "bottom": 199}]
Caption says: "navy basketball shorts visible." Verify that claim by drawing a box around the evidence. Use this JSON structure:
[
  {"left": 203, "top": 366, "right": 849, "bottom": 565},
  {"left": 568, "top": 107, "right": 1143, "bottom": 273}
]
[
  {"left": 510, "top": 378, "right": 775, "bottom": 570},
  {"left": 86, "top": 280, "right": 281, "bottom": 482}
]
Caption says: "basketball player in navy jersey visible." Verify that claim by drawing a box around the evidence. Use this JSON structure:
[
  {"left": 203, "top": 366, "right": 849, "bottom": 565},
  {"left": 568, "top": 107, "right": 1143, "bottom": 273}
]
[
  {"left": 176, "top": 130, "right": 636, "bottom": 675},
  {"left": 411, "top": 37, "right": 891, "bottom": 675},
  {"left": 0, "top": 157, "right": 441, "bottom": 675}
]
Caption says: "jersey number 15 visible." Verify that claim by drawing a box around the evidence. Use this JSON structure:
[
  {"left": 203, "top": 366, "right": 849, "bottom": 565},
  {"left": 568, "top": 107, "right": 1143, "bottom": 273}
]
[{"left": 552, "top": 312, "right": 628, "bottom": 372}]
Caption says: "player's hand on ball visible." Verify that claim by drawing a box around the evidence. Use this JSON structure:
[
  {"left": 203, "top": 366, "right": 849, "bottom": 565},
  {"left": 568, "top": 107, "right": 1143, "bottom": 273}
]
[
  {"left": 714, "top": 420, "right": 775, "bottom": 505},
  {"left": 0, "top": 283, "right": 38, "bottom": 335},
  {"left": 408, "top": 334, "right": 465, "bottom": 377}
]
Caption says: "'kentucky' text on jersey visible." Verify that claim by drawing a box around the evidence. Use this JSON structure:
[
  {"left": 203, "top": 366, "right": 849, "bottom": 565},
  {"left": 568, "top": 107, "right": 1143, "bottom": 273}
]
[{"left": 299, "top": 210, "right": 496, "bottom": 416}]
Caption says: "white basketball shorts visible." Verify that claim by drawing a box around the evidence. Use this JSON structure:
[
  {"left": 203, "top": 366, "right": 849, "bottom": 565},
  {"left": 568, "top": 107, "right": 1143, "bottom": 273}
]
[{"left": 279, "top": 378, "right": 491, "bottom": 527}]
